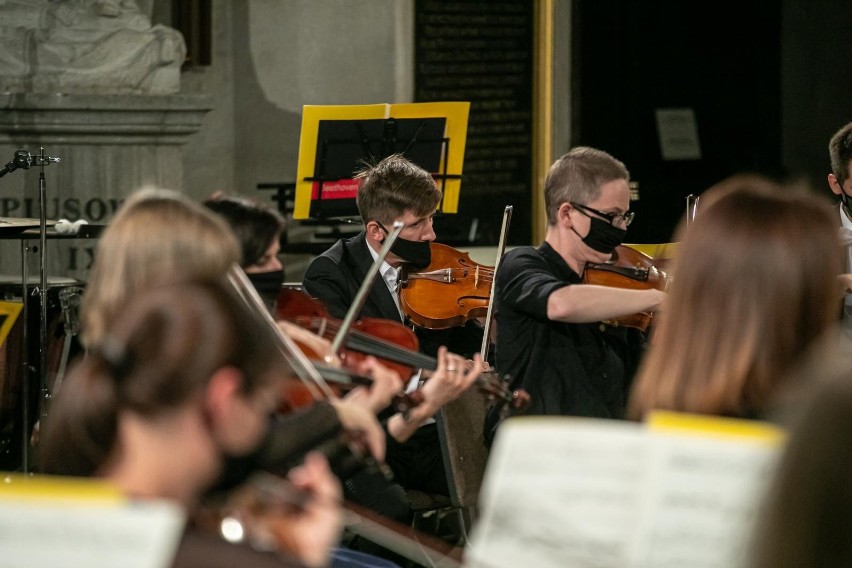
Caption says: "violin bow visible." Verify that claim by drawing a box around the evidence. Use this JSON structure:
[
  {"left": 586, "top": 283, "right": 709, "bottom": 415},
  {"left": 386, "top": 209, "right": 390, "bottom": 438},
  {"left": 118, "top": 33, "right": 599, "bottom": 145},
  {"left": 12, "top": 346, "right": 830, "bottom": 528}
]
[
  {"left": 480, "top": 205, "right": 513, "bottom": 362},
  {"left": 685, "top": 193, "right": 700, "bottom": 226},
  {"left": 330, "top": 221, "right": 405, "bottom": 358},
  {"left": 228, "top": 265, "right": 336, "bottom": 400}
]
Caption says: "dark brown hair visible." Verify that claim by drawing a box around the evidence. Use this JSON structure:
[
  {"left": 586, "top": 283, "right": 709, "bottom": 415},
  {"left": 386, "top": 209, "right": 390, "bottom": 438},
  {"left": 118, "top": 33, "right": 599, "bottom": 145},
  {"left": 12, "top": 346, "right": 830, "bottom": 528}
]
[
  {"left": 204, "top": 195, "right": 285, "bottom": 268},
  {"left": 829, "top": 122, "right": 852, "bottom": 184},
  {"left": 355, "top": 154, "right": 442, "bottom": 225},
  {"left": 40, "top": 280, "right": 289, "bottom": 477}
]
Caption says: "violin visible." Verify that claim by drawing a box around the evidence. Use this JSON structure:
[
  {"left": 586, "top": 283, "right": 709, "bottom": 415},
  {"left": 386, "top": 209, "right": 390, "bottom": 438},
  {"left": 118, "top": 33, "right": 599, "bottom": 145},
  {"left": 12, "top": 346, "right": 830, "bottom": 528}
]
[
  {"left": 583, "top": 244, "right": 669, "bottom": 331},
  {"left": 276, "top": 288, "right": 531, "bottom": 413},
  {"left": 399, "top": 242, "right": 494, "bottom": 330},
  {"left": 229, "top": 268, "right": 395, "bottom": 479},
  {"left": 197, "top": 472, "right": 464, "bottom": 567},
  {"left": 277, "top": 287, "right": 426, "bottom": 381}
]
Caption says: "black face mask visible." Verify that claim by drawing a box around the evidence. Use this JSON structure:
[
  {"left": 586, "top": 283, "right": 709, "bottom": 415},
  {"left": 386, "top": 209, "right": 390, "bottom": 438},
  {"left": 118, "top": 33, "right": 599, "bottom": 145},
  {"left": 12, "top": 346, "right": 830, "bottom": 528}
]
[
  {"left": 573, "top": 216, "right": 627, "bottom": 255},
  {"left": 247, "top": 269, "right": 284, "bottom": 297},
  {"left": 376, "top": 223, "right": 432, "bottom": 269},
  {"left": 247, "top": 269, "right": 284, "bottom": 309}
]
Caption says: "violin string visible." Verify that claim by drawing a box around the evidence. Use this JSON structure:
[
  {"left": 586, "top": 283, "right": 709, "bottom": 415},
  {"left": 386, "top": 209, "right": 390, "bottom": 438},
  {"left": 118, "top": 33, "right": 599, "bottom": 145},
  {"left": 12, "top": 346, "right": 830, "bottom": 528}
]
[{"left": 413, "top": 268, "right": 495, "bottom": 280}]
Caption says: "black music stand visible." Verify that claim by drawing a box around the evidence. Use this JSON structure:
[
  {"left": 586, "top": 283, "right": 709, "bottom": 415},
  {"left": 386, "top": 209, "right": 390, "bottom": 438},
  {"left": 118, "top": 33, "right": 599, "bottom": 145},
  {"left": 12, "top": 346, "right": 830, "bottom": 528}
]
[{"left": 293, "top": 103, "right": 470, "bottom": 220}]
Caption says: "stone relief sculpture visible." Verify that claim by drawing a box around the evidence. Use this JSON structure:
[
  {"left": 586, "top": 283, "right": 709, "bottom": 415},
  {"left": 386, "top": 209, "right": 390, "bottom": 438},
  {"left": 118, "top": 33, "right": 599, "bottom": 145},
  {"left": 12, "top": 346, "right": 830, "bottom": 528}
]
[{"left": 0, "top": 0, "right": 186, "bottom": 94}]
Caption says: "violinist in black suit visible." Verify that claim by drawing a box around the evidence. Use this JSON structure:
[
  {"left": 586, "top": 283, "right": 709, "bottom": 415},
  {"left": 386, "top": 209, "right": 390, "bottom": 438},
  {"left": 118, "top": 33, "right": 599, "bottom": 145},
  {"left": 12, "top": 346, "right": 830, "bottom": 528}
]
[{"left": 302, "top": 155, "right": 484, "bottom": 558}]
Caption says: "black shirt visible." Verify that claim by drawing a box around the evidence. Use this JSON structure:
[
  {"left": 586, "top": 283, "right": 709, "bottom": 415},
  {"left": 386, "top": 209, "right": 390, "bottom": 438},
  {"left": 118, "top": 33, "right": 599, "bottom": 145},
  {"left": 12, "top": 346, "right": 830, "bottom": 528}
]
[{"left": 487, "top": 242, "right": 644, "bottom": 439}]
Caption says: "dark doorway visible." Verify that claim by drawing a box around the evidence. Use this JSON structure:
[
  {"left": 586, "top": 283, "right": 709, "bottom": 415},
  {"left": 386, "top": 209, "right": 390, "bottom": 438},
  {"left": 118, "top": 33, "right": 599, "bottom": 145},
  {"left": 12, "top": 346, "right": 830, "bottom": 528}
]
[{"left": 572, "top": 2, "right": 782, "bottom": 244}]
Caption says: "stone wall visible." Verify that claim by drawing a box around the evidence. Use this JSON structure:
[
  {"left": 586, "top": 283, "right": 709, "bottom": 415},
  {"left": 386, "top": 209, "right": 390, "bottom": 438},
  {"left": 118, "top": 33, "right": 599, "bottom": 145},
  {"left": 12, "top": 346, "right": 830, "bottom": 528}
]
[
  {"left": 183, "top": 0, "right": 414, "bottom": 279},
  {"left": 0, "top": 0, "right": 412, "bottom": 282}
]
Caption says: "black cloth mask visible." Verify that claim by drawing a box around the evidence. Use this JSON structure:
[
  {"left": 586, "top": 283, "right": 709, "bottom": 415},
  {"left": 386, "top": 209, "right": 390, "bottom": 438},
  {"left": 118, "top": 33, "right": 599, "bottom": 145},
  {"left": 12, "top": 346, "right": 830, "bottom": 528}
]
[
  {"left": 247, "top": 269, "right": 284, "bottom": 297},
  {"left": 247, "top": 269, "right": 284, "bottom": 309},
  {"left": 573, "top": 216, "right": 627, "bottom": 255},
  {"left": 377, "top": 223, "right": 432, "bottom": 269}
]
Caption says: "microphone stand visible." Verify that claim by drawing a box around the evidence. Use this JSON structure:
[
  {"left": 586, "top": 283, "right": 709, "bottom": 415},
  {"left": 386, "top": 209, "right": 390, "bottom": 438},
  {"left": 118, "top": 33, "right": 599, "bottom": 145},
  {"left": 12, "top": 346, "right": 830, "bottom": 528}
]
[
  {"left": 0, "top": 150, "right": 36, "bottom": 180},
  {"left": 17, "top": 147, "right": 60, "bottom": 473},
  {"left": 37, "top": 147, "right": 50, "bottom": 432}
]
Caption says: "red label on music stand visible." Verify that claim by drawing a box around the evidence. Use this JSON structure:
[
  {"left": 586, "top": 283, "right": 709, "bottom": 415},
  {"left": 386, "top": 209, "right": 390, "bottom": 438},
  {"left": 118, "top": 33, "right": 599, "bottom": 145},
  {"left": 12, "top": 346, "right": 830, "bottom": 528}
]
[{"left": 310, "top": 179, "right": 359, "bottom": 200}]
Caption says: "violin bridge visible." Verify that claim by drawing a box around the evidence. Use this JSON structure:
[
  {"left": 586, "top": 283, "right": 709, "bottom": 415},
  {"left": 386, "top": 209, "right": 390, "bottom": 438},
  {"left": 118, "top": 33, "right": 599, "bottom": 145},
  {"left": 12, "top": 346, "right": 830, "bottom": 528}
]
[{"left": 475, "top": 265, "right": 480, "bottom": 288}]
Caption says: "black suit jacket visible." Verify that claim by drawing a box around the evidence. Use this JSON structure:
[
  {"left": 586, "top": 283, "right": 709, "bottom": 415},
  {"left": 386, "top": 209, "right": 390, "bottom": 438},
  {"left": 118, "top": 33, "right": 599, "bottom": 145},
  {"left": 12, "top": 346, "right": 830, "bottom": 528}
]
[
  {"left": 302, "top": 232, "right": 401, "bottom": 322},
  {"left": 302, "top": 232, "right": 484, "bottom": 360}
]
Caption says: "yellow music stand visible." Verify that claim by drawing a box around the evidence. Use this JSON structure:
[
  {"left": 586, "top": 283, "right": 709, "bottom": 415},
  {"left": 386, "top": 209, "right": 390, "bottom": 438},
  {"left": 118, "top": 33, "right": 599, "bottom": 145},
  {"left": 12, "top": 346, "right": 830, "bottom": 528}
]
[{"left": 294, "top": 102, "right": 470, "bottom": 220}]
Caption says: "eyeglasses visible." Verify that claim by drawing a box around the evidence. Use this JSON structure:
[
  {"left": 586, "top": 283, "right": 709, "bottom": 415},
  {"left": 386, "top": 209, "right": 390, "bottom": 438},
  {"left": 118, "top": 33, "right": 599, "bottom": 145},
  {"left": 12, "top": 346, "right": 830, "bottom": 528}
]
[{"left": 571, "top": 202, "right": 635, "bottom": 227}]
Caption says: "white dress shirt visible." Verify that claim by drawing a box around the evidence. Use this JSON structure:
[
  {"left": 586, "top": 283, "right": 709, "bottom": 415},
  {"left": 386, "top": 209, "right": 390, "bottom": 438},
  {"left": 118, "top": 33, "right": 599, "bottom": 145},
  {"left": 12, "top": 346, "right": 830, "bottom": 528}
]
[
  {"left": 366, "top": 243, "right": 426, "bottom": 400},
  {"left": 839, "top": 205, "right": 852, "bottom": 337}
]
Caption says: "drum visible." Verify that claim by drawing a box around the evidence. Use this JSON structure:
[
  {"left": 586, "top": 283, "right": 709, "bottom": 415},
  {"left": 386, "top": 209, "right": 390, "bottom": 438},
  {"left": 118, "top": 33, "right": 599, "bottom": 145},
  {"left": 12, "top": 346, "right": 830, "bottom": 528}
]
[{"left": 0, "top": 277, "right": 85, "bottom": 470}]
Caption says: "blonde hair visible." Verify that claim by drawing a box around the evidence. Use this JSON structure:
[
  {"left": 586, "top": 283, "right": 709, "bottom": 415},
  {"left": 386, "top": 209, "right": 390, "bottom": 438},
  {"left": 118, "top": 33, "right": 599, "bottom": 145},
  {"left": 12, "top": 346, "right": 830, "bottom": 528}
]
[
  {"left": 628, "top": 176, "right": 842, "bottom": 419},
  {"left": 82, "top": 188, "right": 240, "bottom": 347}
]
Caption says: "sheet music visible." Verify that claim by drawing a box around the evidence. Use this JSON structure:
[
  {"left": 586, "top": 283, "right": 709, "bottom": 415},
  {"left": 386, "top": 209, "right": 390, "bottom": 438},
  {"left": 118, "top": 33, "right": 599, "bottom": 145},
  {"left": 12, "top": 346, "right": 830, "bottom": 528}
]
[
  {"left": 0, "top": 496, "right": 185, "bottom": 568},
  {"left": 469, "top": 418, "right": 646, "bottom": 568},
  {"left": 466, "top": 415, "right": 782, "bottom": 568},
  {"left": 633, "top": 432, "right": 779, "bottom": 568}
]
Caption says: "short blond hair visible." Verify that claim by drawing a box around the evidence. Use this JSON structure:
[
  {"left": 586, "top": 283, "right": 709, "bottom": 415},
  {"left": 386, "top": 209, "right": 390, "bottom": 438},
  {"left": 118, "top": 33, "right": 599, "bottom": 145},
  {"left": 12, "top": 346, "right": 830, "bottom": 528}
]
[
  {"left": 544, "top": 147, "right": 629, "bottom": 225},
  {"left": 82, "top": 188, "right": 239, "bottom": 347}
]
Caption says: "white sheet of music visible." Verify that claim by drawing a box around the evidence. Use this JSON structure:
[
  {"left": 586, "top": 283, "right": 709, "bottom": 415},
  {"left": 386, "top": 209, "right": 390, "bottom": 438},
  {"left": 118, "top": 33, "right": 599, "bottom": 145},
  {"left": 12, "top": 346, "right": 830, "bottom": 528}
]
[
  {"left": 0, "top": 497, "right": 184, "bottom": 568},
  {"left": 466, "top": 416, "right": 782, "bottom": 568}
]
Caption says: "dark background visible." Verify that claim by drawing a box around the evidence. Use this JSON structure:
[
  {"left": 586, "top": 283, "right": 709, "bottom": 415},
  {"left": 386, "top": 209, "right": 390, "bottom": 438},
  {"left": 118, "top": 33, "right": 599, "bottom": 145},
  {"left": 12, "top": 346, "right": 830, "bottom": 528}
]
[
  {"left": 573, "top": 1, "right": 783, "bottom": 244},
  {"left": 412, "top": 0, "right": 852, "bottom": 247}
]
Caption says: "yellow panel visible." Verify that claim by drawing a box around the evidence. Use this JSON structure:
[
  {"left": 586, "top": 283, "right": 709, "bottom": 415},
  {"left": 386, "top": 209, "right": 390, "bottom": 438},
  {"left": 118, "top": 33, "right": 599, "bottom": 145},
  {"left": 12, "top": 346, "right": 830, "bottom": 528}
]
[
  {"left": 0, "top": 300, "right": 22, "bottom": 348},
  {"left": 647, "top": 410, "right": 786, "bottom": 447},
  {"left": 0, "top": 474, "right": 123, "bottom": 503},
  {"left": 623, "top": 242, "right": 679, "bottom": 260}
]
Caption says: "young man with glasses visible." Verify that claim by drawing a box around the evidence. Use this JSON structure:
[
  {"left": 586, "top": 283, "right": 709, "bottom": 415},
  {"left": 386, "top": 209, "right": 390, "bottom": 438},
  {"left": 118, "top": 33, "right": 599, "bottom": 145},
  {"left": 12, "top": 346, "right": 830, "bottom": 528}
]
[{"left": 485, "top": 146, "right": 666, "bottom": 444}]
